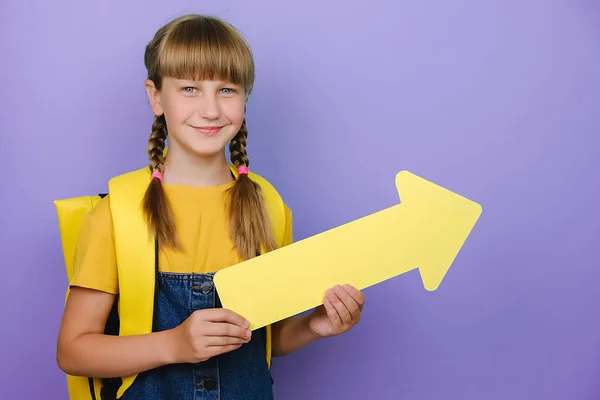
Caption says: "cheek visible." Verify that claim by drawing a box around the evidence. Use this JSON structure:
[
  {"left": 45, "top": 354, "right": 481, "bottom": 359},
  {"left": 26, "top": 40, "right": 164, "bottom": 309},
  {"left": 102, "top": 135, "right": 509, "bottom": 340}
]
[
  {"left": 161, "top": 101, "right": 194, "bottom": 139},
  {"left": 162, "top": 99, "right": 188, "bottom": 122},
  {"left": 224, "top": 99, "right": 246, "bottom": 124}
]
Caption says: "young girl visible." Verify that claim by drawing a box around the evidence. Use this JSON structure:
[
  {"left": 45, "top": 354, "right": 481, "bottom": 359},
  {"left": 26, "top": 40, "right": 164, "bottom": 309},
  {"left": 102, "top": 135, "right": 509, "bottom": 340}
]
[{"left": 56, "top": 13, "right": 365, "bottom": 400}]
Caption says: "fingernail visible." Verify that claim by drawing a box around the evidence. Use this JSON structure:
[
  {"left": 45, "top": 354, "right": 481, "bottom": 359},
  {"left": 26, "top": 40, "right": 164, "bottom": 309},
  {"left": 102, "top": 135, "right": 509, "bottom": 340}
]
[
  {"left": 246, "top": 330, "right": 252, "bottom": 338},
  {"left": 244, "top": 320, "right": 250, "bottom": 328}
]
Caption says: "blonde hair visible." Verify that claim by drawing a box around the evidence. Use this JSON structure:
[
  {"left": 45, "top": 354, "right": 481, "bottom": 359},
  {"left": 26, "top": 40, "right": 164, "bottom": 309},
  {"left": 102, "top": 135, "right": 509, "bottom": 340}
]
[{"left": 142, "top": 14, "right": 277, "bottom": 260}]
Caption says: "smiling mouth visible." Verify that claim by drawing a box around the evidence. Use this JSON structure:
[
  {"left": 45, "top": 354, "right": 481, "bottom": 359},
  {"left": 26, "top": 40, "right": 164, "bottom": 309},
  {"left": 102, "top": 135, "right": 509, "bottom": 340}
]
[{"left": 192, "top": 126, "right": 223, "bottom": 136}]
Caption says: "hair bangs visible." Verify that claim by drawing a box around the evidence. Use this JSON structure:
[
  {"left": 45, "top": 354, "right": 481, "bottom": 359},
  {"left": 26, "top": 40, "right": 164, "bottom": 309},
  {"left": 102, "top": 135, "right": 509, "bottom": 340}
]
[{"left": 157, "top": 18, "right": 254, "bottom": 91}]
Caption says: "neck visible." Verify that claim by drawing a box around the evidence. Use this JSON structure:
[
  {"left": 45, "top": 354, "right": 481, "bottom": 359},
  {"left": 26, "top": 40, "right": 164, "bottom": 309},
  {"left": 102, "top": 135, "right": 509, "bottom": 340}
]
[{"left": 162, "top": 145, "right": 233, "bottom": 187}]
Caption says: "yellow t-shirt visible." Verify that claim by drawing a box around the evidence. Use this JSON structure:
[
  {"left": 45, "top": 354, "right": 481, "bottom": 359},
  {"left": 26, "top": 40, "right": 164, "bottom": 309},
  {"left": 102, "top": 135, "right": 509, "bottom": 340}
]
[{"left": 70, "top": 181, "right": 293, "bottom": 294}]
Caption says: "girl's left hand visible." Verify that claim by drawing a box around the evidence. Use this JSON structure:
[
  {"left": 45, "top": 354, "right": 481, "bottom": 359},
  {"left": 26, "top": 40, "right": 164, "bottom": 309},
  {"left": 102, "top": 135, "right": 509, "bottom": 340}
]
[{"left": 308, "top": 284, "right": 365, "bottom": 338}]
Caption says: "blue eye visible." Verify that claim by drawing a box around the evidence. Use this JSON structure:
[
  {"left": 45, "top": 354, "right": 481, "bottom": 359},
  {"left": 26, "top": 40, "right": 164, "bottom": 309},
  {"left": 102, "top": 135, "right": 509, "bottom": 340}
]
[
  {"left": 221, "top": 88, "right": 232, "bottom": 94},
  {"left": 184, "top": 87, "right": 197, "bottom": 93}
]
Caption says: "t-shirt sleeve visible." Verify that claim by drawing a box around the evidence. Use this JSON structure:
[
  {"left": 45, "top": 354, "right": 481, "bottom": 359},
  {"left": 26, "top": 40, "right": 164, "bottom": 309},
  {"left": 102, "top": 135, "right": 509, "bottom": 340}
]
[
  {"left": 69, "top": 195, "right": 119, "bottom": 295},
  {"left": 282, "top": 203, "right": 293, "bottom": 247}
]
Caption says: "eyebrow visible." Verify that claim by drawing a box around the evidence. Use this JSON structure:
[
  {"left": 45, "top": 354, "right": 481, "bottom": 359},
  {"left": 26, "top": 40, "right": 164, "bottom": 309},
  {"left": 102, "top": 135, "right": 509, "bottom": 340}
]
[{"left": 176, "top": 78, "right": 238, "bottom": 84}]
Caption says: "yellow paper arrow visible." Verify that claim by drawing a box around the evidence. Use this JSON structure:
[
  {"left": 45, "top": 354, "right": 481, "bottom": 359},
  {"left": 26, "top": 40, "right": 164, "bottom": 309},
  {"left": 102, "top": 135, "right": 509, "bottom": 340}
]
[{"left": 214, "top": 171, "right": 482, "bottom": 330}]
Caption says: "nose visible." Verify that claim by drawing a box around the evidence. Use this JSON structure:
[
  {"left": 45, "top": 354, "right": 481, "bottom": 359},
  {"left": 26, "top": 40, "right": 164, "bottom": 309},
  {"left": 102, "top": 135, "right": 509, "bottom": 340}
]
[{"left": 199, "top": 93, "right": 220, "bottom": 120}]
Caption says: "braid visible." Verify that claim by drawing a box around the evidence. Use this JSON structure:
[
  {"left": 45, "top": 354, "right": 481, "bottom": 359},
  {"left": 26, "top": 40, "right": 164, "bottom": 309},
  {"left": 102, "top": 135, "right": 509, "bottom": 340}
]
[
  {"left": 142, "top": 114, "right": 179, "bottom": 248},
  {"left": 148, "top": 115, "right": 167, "bottom": 174},
  {"left": 229, "top": 118, "right": 249, "bottom": 168},
  {"left": 228, "top": 118, "right": 277, "bottom": 260}
]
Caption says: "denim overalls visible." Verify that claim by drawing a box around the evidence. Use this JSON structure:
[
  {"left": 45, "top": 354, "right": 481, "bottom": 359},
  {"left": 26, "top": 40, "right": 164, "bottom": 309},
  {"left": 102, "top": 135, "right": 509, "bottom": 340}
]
[{"left": 101, "top": 240, "right": 275, "bottom": 400}]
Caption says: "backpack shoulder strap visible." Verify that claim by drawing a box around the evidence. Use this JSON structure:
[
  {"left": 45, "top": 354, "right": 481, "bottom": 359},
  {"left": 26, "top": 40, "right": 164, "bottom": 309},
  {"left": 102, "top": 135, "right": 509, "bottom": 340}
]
[{"left": 108, "top": 167, "right": 155, "bottom": 398}]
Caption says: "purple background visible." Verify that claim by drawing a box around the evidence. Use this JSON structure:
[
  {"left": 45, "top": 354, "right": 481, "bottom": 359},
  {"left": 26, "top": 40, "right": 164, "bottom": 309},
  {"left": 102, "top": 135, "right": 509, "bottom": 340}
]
[{"left": 2, "top": 0, "right": 599, "bottom": 399}]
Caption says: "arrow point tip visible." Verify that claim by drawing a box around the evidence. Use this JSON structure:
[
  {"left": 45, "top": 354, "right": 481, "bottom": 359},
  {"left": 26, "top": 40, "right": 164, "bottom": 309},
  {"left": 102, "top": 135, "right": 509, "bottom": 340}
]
[
  {"left": 423, "top": 281, "right": 441, "bottom": 292},
  {"left": 395, "top": 170, "right": 412, "bottom": 182},
  {"left": 419, "top": 267, "right": 449, "bottom": 292}
]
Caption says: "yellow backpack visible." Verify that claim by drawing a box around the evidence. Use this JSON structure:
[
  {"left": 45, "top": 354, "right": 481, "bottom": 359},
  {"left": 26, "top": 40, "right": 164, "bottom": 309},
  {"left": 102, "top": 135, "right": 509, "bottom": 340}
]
[{"left": 54, "top": 165, "right": 287, "bottom": 399}]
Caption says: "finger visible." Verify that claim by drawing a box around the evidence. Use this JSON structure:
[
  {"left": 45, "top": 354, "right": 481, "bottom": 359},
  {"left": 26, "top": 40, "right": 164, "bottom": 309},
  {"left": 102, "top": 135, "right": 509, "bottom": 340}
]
[
  {"left": 342, "top": 284, "right": 365, "bottom": 310},
  {"left": 205, "top": 335, "right": 250, "bottom": 348},
  {"left": 327, "top": 288, "right": 352, "bottom": 325},
  {"left": 201, "top": 309, "right": 250, "bottom": 328},
  {"left": 203, "top": 322, "right": 252, "bottom": 340},
  {"left": 323, "top": 294, "right": 341, "bottom": 328},
  {"left": 333, "top": 285, "right": 361, "bottom": 322},
  {"left": 204, "top": 343, "right": 243, "bottom": 357}
]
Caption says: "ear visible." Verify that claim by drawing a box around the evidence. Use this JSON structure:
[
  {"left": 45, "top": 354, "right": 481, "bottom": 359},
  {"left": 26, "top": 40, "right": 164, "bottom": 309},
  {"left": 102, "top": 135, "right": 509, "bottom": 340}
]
[{"left": 145, "top": 79, "right": 164, "bottom": 116}]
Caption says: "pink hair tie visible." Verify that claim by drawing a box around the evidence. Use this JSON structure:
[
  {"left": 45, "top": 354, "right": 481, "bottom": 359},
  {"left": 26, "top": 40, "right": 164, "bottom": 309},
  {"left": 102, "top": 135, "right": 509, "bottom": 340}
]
[
  {"left": 151, "top": 171, "right": 163, "bottom": 181},
  {"left": 237, "top": 166, "right": 249, "bottom": 175}
]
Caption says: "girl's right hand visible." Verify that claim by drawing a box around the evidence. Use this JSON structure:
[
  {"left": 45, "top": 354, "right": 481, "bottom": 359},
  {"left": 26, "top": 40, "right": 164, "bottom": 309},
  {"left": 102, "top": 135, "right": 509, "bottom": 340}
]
[{"left": 168, "top": 309, "right": 252, "bottom": 364}]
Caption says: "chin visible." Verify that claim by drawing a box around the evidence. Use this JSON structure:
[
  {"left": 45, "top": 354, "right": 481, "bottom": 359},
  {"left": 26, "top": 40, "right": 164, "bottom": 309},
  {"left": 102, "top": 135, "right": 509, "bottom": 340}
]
[
  {"left": 173, "top": 128, "right": 236, "bottom": 158},
  {"left": 187, "top": 141, "right": 229, "bottom": 158}
]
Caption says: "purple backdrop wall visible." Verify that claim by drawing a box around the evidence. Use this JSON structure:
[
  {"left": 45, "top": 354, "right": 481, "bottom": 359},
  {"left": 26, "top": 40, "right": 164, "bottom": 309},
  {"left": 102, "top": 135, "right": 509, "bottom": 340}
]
[{"left": 2, "top": 0, "right": 599, "bottom": 399}]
